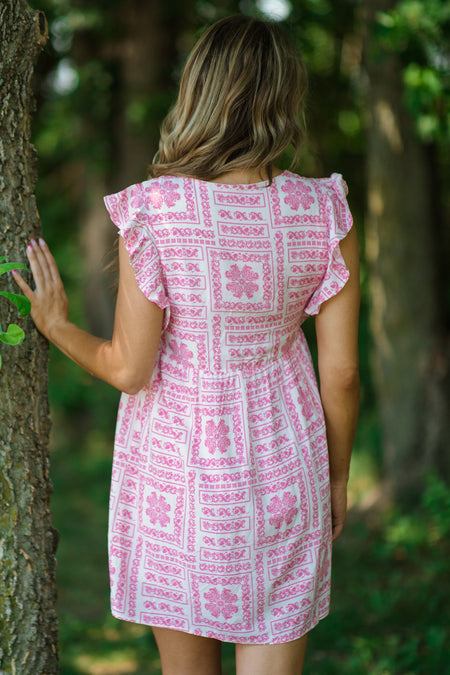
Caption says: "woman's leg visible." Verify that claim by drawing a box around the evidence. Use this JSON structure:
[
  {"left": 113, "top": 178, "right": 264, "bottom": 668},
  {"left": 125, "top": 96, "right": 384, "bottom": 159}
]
[
  {"left": 152, "top": 626, "right": 223, "bottom": 675},
  {"left": 235, "top": 634, "right": 308, "bottom": 675}
]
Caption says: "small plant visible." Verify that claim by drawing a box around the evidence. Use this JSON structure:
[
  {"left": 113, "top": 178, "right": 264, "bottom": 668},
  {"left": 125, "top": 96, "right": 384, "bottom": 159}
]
[{"left": 0, "top": 256, "right": 31, "bottom": 367}]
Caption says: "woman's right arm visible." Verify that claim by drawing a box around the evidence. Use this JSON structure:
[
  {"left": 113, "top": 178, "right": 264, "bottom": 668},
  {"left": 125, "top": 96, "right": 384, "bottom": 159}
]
[
  {"left": 315, "top": 226, "right": 360, "bottom": 541},
  {"left": 13, "top": 237, "right": 164, "bottom": 395}
]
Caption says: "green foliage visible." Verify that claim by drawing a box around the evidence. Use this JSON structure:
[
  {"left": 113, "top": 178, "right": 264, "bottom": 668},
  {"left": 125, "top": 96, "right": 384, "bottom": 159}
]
[
  {"left": 307, "top": 475, "right": 450, "bottom": 674},
  {"left": 0, "top": 290, "right": 31, "bottom": 318},
  {"left": 375, "top": 0, "right": 450, "bottom": 144},
  {"left": 0, "top": 257, "right": 31, "bottom": 367},
  {"left": 0, "top": 260, "right": 28, "bottom": 276},
  {"left": 0, "top": 324, "right": 25, "bottom": 346}
]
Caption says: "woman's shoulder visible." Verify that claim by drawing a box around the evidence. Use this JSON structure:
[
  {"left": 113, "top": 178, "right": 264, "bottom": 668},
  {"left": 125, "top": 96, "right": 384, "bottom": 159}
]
[
  {"left": 113, "top": 174, "right": 186, "bottom": 196},
  {"left": 107, "top": 176, "right": 187, "bottom": 216},
  {"left": 274, "top": 171, "right": 350, "bottom": 218},
  {"left": 126, "top": 175, "right": 186, "bottom": 196},
  {"left": 282, "top": 170, "right": 348, "bottom": 195},
  {"left": 104, "top": 176, "right": 188, "bottom": 230}
]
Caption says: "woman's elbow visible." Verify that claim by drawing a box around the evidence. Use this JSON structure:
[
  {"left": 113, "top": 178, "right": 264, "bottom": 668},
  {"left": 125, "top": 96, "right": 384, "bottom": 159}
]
[
  {"left": 119, "top": 381, "right": 143, "bottom": 396},
  {"left": 339, "top": 367, "right": 360, "bottom": 390},
  {"left": 115, "top": 366, "right": 154, "bottom": 395},
  {"left": 319, "top": 364, "right": 360, "bottom": 391}
]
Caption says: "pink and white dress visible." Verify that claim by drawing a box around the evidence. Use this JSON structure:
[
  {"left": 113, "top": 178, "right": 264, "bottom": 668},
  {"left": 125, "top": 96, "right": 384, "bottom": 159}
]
[{"left": 104, "top": 171, "right": 353, "bottom": 644}]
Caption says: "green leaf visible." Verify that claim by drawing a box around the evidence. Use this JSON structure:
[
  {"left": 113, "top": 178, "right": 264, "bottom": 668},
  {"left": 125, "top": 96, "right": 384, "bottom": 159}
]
[
  {"left": 0, "top": 291, "right": 31, "bottom": 317},
  {"left": 0, "top": 262, "right": 28, "bottom": 276},
  {"left": 0, "top": 256, "right": 7, "bottom": 263},
  {"left": 0, "top": 324, "right": 25, "bottom": 345}
]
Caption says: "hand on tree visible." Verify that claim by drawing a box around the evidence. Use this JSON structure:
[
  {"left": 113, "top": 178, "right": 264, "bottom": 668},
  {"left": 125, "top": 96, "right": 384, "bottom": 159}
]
[
  {"left": 330, "top": 481, "right": 348, "bottom": 542},
  {"left": 12, "top": 238, "right": 69, "bottom": 342}
]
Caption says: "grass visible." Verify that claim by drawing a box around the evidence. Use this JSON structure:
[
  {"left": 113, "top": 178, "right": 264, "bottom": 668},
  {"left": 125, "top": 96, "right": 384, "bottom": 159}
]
[{"left": 50, "top": 406, "right": 450, "bottom": 674}]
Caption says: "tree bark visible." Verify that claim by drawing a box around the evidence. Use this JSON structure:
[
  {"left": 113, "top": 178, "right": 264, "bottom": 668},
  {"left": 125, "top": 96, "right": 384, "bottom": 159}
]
[
  {"left": 0, "top": 2, "right": 59, "bottom": 673},
  {"left": 364, "top": 0, "right": 450, "bottom": 499}
]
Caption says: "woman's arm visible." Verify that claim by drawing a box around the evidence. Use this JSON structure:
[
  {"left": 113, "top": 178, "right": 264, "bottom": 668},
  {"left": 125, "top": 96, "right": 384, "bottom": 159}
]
[
  {"left": 13, "top": 237, "right": 164, "bottom": 394},
  {"left": 315, "top": 226, "right": 360, "bottom": 541}
]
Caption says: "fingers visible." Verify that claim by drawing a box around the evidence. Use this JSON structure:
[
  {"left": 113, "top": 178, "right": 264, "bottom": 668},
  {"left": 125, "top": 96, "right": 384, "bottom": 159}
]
[
  {"left": 331, "top": 509, "right": 346, "bottom": 541},
  {"left": 26, "top": 239, "right": 51, "bottom": 289},
  {"left": 26, "top": 238, "right": 63, "bottom": 290},
  {"left": 11, "top": 237, "right": 68, "bottom": 340},
  {"left": 11, "top": 238, "right": 58, "bottom": 298},
  {"left": 332, "top": 523, "right": 344, "bottom": 542},
  {"left": 38, "top": 238, "right": 61, "bottom": 284},
  {"left": 11, "top": 270, "right": 34, "bottom": 300}
]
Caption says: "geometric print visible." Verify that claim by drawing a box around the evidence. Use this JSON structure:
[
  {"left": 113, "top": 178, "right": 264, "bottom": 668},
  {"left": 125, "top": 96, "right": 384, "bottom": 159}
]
[{"left": 103, "top": 171, "right": 353, "bottom": 643}]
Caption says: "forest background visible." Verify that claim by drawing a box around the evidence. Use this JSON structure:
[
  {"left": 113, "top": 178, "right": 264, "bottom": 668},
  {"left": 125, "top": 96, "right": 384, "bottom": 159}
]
[{"left": 1, "top": 0, "right": 450, "bottom": 673}]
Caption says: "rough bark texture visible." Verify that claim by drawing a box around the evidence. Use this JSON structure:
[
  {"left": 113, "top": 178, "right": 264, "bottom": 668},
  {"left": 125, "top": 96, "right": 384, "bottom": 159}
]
[
  {"left": 364, "top": 0, "right": 450, "bottom": 499},
  {"left": 0, "top": 2, "right": 59, "bottom": 673}
]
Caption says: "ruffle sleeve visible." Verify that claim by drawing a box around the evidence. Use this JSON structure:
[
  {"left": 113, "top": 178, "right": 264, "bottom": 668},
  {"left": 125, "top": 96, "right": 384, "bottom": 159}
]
[
  {"left": 304, "top": 173, "right": 353, "bottom": 316},
  {"left": 104, "top": 183, "right": 170, "bottom": 330}
]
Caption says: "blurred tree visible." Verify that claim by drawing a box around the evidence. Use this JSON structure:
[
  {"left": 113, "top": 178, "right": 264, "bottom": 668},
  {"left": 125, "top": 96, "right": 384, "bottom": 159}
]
[
  {"left": 0, "top": 1, "right": 59, "bottom": 673},
  {"left": 364, "top": 0, "right": 450, "bottom": 498},
  {"left": 73, "top": 0, "right": 199, "bottom": 336}
]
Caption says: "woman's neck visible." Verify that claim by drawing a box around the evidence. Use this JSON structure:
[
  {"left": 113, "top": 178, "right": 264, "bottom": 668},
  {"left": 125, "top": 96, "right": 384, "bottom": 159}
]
[{"left": 210, "top": 167, "right": 283, "bottom": 185}]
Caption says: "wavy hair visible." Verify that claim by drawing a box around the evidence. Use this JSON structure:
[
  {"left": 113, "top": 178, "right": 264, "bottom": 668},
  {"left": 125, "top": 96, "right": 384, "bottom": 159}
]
[{"left": 149, "top": 15, "right": 308, "bottom": 183}]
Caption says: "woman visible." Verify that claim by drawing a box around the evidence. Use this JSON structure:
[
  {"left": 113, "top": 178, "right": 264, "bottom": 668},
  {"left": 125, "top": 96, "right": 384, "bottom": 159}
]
[{"left": 14, "top": 15, "right": 360, "bottom": 675}]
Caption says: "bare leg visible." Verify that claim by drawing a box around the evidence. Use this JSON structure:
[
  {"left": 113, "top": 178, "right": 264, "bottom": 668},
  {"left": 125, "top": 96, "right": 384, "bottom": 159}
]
[
  {"left": 235, "top": 634, "right": 308, "bottom": 675},
  {"left": 152, "top": 626, "right": 223, "bottom": 675}
]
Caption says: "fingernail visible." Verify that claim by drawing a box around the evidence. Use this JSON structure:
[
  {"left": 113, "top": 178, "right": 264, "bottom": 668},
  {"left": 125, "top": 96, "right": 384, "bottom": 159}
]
[
  {"left": 11, "top": 270, "right": 17, "bottom": 275},
  {"left": 39, "top": 238, "right": 45, "bottom": 246},
  {"left": 31, "top": 238, "right": 37, "bottom": 247}
]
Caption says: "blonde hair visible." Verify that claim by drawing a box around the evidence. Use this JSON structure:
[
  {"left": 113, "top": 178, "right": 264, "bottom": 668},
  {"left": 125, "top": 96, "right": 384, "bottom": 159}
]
[{"left": 149, "top": 15, "right": 308, "bottom": 183}]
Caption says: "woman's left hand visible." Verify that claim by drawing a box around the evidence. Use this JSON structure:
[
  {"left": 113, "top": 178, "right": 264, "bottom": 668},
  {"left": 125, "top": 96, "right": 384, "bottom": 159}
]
[
  {"left": 330, "top": 481, "right": 348, "bottom": 542},
  {"left": 12, "top": 238, "right": 69, "bottom": 341}
]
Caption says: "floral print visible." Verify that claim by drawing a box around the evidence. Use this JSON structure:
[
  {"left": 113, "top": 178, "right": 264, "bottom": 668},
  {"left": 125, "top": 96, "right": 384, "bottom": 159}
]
[
  {"left": 129, "top": 183, "right": 145, "bottom": 210},
  {"left": 204, "top": 588, "right": 239, "bottom": 619},
  {"left": 146, "top": 180, "right": 181, "bottom": 209},
  {"left": 169, "top": 340, "right": 193, "bottom": 369},
  {"left": 281, "top": 179, "right": 314, "bottom": 210},
  {"left": 267, "top": 492, "right": 299, "bottom": 529},
  {"left": 205, "top": 419, "right": 231, "bottom": 454},
  {"left": 225, "top": 264, "right": 259, "bottom": 299},
  {"left": 145, "top": 492, "right": 171, "bottom": 527},
  {"left": 298, "top": 390, "right": 314, "bottom": 420}
]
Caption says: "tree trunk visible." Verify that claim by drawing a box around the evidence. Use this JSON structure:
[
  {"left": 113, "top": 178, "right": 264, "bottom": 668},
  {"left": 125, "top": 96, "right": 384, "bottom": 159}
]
[
  {"left": 0, "top": 2, "right": 59, "bottom": 673},
  {"left": 364, "top": 0, "right": 450, "bottom": 499}
]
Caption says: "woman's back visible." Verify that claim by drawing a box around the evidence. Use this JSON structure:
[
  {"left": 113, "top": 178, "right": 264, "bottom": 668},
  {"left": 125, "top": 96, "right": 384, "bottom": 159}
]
[{"left": 104, "top": 171, "right": 352, "bottom": 375}]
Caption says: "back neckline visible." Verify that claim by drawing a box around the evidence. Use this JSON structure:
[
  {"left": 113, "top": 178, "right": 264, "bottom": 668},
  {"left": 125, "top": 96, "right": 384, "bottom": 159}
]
[{"left": 186, "top": 170, "right": 291, "bottom": 189}]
